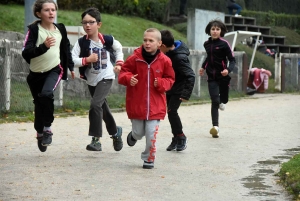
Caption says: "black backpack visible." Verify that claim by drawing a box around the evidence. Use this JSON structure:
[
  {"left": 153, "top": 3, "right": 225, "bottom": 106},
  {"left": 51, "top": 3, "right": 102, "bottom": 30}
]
[{"left": 78, "top": 34, "right": 116, "bottom": 80}]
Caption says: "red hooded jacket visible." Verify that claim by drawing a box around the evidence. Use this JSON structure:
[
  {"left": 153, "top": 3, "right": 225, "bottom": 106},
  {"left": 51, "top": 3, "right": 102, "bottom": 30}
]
[{"left": 118, "top": 46, "right": 175, "bottom": 120}]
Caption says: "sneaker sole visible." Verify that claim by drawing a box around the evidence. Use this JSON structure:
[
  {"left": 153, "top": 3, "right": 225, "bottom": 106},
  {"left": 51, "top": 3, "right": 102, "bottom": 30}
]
[
  {"left": 143, "top": 165, "right": 154, "bottom": 169},
  {"left": 176, "top": 138, "right": 188, "bottom": 151},
  {"left": 210, "top": 128, "right": 219, "bottom": 138},
  {"left": 127, "top": 131, "right": 137, "bottom": 147},
  {"left": 41, "top": 143, "right": 51, "bottom": 146},
  {"left": 143, "top": 162, "right": 154, "bottom": 169},
  {"left": 166, "top": 147, "right": 177, "bottom": 151},
  {"left": 113, "top": 126, "right": 123, "bottom": 151},
  {"left": 86, "top": 145, "right": 102, "bottom": 151},
  {"left": 37, "top": 137, "right": 47, "bottom": 152}
]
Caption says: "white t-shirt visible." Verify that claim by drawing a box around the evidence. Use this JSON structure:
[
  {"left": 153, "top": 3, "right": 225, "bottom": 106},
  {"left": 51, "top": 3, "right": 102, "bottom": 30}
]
[
  {"left": 72, "top": 38, "right": 120, "bottom": 86},
  {"left": 84, "top": 40, "right": 115, "bottom": 86}
]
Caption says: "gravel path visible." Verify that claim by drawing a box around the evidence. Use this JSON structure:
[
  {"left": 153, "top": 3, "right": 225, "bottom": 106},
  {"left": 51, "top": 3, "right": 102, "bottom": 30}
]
[{"left": 0, "top": 93, "right": 299, "bottom": 201}]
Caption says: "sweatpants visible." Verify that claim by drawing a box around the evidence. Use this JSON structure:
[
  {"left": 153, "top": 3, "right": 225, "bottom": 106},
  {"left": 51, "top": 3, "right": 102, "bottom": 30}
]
[
  {"left": 88, "top": 79, "right": 117, "bottom": 137},
  {"left": 167, "top": 94, "right": 183, "bottom": 137},
  {"left": 131, "top": 119, "right": 160, "bottom": 163},
  {"left": 208, "top": 77, "right": 230, "bottom": 127},
  {"left": 26, "top": 65, "right": 63, "bottom": 133}
]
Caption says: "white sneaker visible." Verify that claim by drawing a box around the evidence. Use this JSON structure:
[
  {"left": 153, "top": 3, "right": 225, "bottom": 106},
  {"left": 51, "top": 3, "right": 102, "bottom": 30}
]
[
  {"left": 219, "top": 103, "right": 226, "bottom": 111},
  {"left": 210, "top": 126, "right": 219, "bottom": 138},
  {"left": 235, "top": 14, "right": 242, "bottom": 17}
]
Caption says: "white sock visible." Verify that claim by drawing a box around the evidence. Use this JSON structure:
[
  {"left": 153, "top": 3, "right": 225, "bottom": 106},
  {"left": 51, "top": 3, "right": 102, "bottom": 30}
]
[{"left": 43, "top": 127, "right": 51, "bottom": 132}]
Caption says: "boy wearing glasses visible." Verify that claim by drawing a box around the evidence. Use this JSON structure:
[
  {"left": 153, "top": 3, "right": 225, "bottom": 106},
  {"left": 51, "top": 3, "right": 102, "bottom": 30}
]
[{"left": 72, "top": 7, "right": 124, "bottom": 152}]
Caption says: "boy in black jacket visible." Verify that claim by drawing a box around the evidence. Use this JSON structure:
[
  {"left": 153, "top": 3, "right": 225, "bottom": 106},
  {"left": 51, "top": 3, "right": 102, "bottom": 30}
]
[{"left": 160, "top": 30, "right": 195, "bottom": 151}]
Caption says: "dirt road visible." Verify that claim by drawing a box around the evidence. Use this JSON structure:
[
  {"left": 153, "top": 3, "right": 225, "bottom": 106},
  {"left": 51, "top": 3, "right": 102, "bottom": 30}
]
[{"left": 0, "top": 93, "right": 299, "bottom": 201}]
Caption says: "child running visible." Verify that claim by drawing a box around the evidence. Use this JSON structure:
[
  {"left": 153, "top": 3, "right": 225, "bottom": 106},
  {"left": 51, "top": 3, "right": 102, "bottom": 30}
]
[
  {"left": 160, "top": 29, "right": 195, "bottom": 151},
  {"left": 118, "top": 28, "right": 175, "bottom": 169},
  {"left": 199, "top": 19, "right": 236, "bottom": 138},
  {"left": 22, "top": 0, "right": 75, "bottom": 152},
  {"left": 72, "top": 7, "right": 124, "bottom": 151}
]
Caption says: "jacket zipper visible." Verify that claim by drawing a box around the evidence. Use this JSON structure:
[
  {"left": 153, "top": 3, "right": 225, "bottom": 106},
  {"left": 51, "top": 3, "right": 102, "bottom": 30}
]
[
  {"left": 147, "top": 64, "right": 150, "bottom": 120},
  {"left": 210, "top": 42, "right": 215, "bottom": 79},
  {"left": 136, "top": 57, "right": 158, "bottom": 120}
]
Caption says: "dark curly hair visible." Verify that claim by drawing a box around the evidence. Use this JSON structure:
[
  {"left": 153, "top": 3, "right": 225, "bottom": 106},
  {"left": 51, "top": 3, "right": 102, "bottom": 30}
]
[{"left": 205, "top": 19, "right": 228, "bottom": 37}]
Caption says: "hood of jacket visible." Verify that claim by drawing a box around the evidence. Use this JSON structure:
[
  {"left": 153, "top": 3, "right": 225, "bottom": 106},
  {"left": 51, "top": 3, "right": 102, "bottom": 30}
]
[{"left": 166, "top": 40, "right": 190, "bottom": 58}]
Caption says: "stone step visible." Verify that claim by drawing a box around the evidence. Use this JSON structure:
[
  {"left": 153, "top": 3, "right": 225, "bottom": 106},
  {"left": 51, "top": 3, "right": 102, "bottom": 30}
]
[
  {"left": 226, "top": 24, "right": 271, "bottom": 35},
  {"left": 259, "top": 44, "right": 300, "bottom": 53},
  {"left": 225, "top": 15, "right": 256, "bottom": 25},
  {"left": 260, "top": 35, "right": 285, "bottom": 45}
]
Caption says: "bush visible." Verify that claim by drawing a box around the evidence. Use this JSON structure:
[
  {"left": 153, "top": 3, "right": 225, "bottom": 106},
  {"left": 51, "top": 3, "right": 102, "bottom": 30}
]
[
  {"left": 241, "top": 10, "right": 300, "bottom": 30},
  {"left": 57, "top": 0, "right": 169, "bottom": 23}
]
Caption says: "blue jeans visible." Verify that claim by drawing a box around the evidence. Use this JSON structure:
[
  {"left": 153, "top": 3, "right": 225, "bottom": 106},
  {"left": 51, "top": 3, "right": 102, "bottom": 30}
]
[{"left": 227, "top": 3, "right": 242, "bottom": 15}]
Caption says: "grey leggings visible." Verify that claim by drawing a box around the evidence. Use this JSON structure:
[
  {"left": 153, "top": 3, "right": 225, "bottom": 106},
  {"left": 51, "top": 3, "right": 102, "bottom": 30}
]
[{"left": 131, "top": 119, "right": 160, "bottom": 163}]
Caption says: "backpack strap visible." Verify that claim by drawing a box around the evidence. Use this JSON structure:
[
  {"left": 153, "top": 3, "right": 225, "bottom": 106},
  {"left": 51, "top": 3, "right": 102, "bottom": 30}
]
[
  {"left": 102, "top": 34, "right": 116, "bottom": 64},
  {"left": 78, "top": 36, "right": 90, "bottom": 80},
  {"left": 103, "top": 34, "right": 113, "bottom": 48}
]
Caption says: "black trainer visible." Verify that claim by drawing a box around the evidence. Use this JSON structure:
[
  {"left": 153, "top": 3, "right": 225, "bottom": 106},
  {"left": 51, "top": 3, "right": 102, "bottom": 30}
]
[
  {"left": 36, "top": 134, "right": 47, "bottom": 152},
  {"left": 111, "top": 126, "right": 123, "bottom": 151},
  {"left": 42, "top": 131, "right": 53, "bottom": 146},
  {"left": 127, "top": 131, "right": 137, "bottom": 147},
  {"left": 166, "top": 137, "right": 177, "bottom": 151},
  {"left": 86, "top": 137, "right": 102, "bottom": 151},
  {"left": 176, "top": 135, "right": 188, "bottom": 151},
  {"left": 143, "top": 161, "right": 154, "bottom": 169}
]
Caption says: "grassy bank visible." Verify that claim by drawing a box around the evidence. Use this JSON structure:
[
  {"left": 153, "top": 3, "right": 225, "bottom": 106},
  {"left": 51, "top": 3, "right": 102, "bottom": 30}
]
[
  {"left": 277, "top": 154, "right": 300, "bottom": 199},
  {"left": 0, "top": 4, "right": 187, "bottom": 46}
]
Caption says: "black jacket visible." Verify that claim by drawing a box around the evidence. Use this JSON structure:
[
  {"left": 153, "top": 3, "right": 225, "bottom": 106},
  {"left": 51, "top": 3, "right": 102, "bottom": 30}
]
[
  {"left": 22, "top": 21, "right": 74, "bottom": 80},
  {"left": 227, "top": 0, "right": 236, "bottom": 7},
  {"left": 166, "top": 41, "right": 195, "bottom": 100},
  {"left": 202, "top": 37, "right": 235, "bottom": 81}
]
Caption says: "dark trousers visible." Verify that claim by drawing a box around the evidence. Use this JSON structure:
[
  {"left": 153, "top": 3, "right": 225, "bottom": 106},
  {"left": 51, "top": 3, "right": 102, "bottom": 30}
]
[
  {"left": 27, "top": 65, "right": 62, "bottom": 133},
  {"left": 179, "top": 0, "right": 187, "bottom": 15},
  {"left": 208, "top": 78, "right": 230, "bottom": 127},
  {"left": 88, "top": 79, "right": 117, "bottom": 137},
  {"left": 167, "top": 94, "right": 183, "bottom": 137}
]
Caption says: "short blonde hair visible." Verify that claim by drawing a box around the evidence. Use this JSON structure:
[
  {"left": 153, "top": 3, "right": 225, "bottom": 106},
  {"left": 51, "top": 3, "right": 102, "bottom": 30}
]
[{"left": 144, "top": 28, "right": 161, "bottom": 41}]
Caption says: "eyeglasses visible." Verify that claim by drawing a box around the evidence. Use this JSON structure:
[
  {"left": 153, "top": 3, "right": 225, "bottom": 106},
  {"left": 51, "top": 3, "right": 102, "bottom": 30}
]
[{"left": 81, "top": 21, "right": 97, "bottom": 26}]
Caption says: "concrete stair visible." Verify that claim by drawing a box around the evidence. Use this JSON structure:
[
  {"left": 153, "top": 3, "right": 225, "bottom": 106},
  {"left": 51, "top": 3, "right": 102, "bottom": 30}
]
[{"left": 225, "top": 15, "right": 300, "bottom": 53}]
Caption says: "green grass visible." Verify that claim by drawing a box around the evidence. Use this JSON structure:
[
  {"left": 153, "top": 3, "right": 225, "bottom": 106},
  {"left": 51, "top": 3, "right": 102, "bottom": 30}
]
[
  {"left": 0, "top": 4, "right": 187, "bottom": 46},
  {"left": 271, "top": 26, "right": 300, "bottom": 46},
  {"left": 277, "top": 154, "right": 300, "bottom": 199},
  {"left": 236, "top": 44, "right": 276, "bottom": 74}
]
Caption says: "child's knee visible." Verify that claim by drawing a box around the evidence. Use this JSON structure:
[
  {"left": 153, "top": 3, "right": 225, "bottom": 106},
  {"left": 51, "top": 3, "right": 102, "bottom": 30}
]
[{"left": 132, "top": 131, "right": 143, "bottom": 140}]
